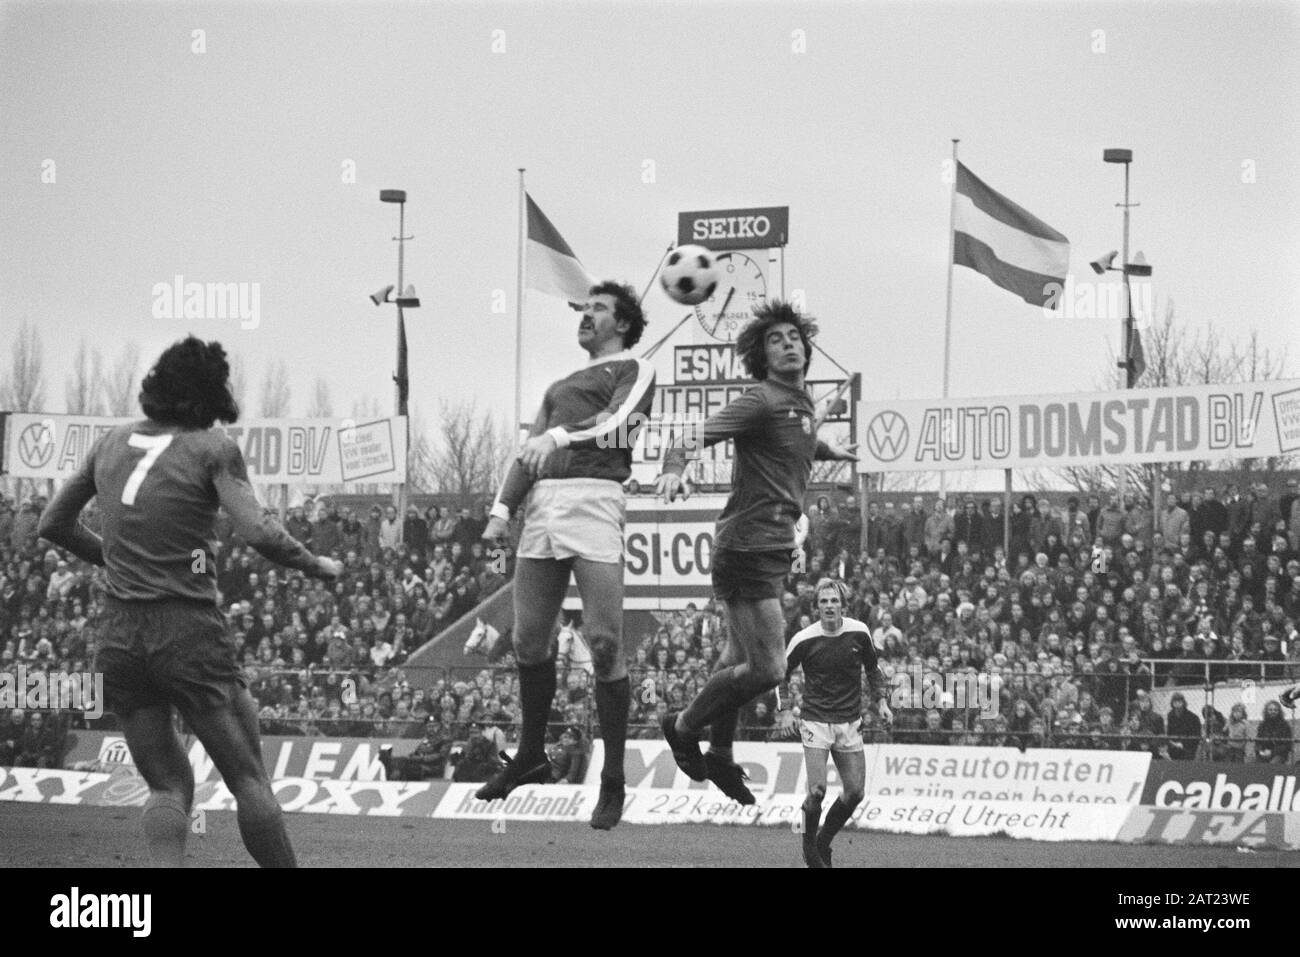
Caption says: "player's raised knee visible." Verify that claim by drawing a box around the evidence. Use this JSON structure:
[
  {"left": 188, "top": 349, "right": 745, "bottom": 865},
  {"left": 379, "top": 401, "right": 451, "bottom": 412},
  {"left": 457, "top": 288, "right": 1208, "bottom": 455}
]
[{"left": 750, "top": 658, "right": 786, "bottom": 689}]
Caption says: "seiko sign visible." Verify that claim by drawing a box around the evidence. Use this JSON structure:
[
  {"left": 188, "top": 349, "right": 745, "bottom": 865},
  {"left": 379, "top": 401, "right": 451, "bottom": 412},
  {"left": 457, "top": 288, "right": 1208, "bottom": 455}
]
[{"left": 677, "top": 206, "right": 789, "bottom": 250}]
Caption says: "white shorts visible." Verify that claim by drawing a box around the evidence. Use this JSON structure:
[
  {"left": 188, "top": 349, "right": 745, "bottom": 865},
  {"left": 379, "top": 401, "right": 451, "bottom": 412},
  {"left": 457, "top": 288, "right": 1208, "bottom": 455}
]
[
  {"left": 517, "top": 479, "right": 626, "bottom": 564},
  {"left": 800, "top": 719, "right": 864, "bottom": 753}
]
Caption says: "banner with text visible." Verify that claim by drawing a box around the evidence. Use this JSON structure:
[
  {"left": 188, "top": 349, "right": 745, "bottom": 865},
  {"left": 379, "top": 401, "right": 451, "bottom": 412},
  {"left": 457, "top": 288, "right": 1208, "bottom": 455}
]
[
  {"left": 63, "top": 731, "right": 417, "bottom": 782},
  {"left": 564, "top": 496, "right": 729, "bottom": 610},
  {"left": 2, "top": 412, "right": 407, "bottom": 484},
  {"left": 587, "top": 741, "right": 1151, "bottom": 803},
  {"left": 630, "top": 343, "right": 852, "bottom": 487},
  {"left": 857, "top": 378, "right": 1300, "bottom": 472}
]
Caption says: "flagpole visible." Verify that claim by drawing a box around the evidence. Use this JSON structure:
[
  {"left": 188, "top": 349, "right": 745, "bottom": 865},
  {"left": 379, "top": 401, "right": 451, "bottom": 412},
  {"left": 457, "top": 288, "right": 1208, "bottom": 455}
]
[
  {"left": 514, "top": 168, "right": 526, "bottom": 438},
  {"left": 941, "top": 138, "right": 959, "bottom": 499}
]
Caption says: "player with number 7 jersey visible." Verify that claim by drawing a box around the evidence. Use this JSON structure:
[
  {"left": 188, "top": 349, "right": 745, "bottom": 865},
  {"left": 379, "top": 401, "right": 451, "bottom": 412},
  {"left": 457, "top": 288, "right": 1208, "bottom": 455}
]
[{"left": 38, "top": 336, "right": 342, "bottom": 868}]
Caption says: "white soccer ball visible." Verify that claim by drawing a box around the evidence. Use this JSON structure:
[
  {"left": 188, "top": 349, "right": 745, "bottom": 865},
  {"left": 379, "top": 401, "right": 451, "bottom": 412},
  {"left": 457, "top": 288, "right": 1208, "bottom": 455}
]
[{"left": 659, "top": 244, "right": 719, "bottom": 306}]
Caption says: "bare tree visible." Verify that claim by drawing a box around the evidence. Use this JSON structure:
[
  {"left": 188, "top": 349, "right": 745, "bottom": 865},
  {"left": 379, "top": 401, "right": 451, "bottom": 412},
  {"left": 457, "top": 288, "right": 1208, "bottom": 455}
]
[
  {"left": 1, "top": 319, "right": 46, "bottom": 412},
  {"left": 408, "top": 404, "right": 436, "bottom": 494},
  {"left": 257, "top": 359, "right": 292, "bottom": 417},
  {"left": 64, "top": 339, "right": 105, "bottom": 415},
  {"left": 103, "top": 341, "right": 141, "bottom": 416},
  {"left": 1054, "top": 297, "right": 1292, "bottom": 496},
  {"left": 429, "top": 398, "right": 512, "bottom": 502},
  {"left": 228, "top": 351, "right": 249, "bottom": 415},
  {"left": 305, "top": 378, "right": 333, "bottom": 418}
]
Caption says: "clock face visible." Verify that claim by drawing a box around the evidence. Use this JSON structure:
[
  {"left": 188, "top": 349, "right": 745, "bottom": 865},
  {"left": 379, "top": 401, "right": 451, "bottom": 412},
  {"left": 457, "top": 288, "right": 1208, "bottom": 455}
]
[{"left": 695, "top": 251, "right": 768, "bottom": 341}]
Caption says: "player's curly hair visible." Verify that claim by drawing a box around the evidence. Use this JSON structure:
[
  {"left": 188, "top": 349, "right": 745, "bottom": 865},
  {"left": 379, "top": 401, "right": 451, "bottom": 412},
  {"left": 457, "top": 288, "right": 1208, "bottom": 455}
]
[
  {"left": 589, "top": 280, "right": 647, "bottom": 349},
  {"left": 735, "top": 299, "right": 817, "bottom": 380},
  {"left": 139, "top": 336, "right": 240, "bottom": 429}
]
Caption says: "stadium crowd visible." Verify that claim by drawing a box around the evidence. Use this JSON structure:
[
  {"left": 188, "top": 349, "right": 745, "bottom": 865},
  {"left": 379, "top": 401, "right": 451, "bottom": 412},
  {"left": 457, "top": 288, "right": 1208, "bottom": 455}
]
[
  {"left": 3, "top": 476, "right": 1299, "bottom": 771},
  {"left": 622, "top": 479, "right": 1300, "bottom": 761},
  {"left": 0, "top": 492, "right": 520, "bottom": 765}
]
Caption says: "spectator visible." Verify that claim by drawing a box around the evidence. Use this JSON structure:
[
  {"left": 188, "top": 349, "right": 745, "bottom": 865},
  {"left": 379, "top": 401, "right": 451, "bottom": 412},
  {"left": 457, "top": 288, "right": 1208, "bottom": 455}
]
[
  {"left": 548, "top": 725, "right": 591, "bottom": 783},
  {"left": 1224, "top": 703, "right": 1250, "bottom": 763},
  {"left": 1096, "top": 494, "right": 1126, "bottom": 548},
  {"left": 0, "top": 708, "right": 24, "bottom": 765},
  {"left": 1092, "top": 706, "right": 1120, "bottom": 750},
  {"left": 314, "top": 502, "right": 341, "bottom": 556},
  {"left": 924, "top": 499, "right": 954, "bottom": 556},
  {"left": 1128, "top": 693, "right": 1166, "bottom": 756},
  {"left": 403, "top": 506, "right": 428, "bottom": 558},
  {"left": 1062, "top": 497, "right": 1090, "bottom": 544},
  {"left": 1254, "top": 700, "right": 1294, "bottom": 764},
  {"left": 16, "top": 711, "right": 63, "bottom": 767},
  {"left": 902, "top": 496, "right": 928, "bottom": 557},
  {"left": 452, "top": 733, "right": 505, "bottom": 783},
  {"left": 1160, "top": 497, "right": 1190, "bottom": 546},
  {"left": 1164, "top": 692, "right": 1201, "bottom": 760},
  {"left": 1200, "top": 704, "right": 1228, "bottom": 761},
  {"left": 286, "top": 506, "right": 313, "bottom": 546},
  {"left": 379, "top": 506, "right": 403, "bottom": 553}
]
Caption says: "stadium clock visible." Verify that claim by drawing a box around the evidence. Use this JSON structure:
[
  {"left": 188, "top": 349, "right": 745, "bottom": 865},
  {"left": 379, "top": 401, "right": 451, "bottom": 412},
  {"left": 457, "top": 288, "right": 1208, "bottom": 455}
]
[{"left": 695, "top": 251, "right": 767, "bottom": 341}]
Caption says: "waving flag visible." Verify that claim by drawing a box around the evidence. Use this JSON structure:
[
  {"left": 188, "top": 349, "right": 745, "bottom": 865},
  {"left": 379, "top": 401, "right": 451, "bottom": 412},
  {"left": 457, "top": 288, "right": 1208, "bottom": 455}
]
[
  {"left": 953, "top": 163, "right": 1069, "bottom": 307},
  {"left": 526, "top": 193, "right": 593, "bottom": 302}
]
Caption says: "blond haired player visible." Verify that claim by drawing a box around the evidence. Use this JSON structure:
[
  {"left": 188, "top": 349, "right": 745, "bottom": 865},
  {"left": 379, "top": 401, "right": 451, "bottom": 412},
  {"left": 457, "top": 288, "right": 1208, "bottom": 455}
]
[{"left": 779, "top": 578, "right": 890, "bottom": 868}]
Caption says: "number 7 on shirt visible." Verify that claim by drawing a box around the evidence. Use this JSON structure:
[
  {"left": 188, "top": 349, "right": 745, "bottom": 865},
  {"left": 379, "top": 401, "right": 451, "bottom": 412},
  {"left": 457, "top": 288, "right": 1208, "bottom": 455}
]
[{"left": 121, "top": 433, "right": 174, "bottom": 506}]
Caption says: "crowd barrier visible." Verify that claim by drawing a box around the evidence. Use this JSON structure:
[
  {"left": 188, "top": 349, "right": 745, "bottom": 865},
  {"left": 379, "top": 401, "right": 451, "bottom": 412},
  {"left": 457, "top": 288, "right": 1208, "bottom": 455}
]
[{"left": 7, "top": 732, "right": 1297, "bottom": 851}]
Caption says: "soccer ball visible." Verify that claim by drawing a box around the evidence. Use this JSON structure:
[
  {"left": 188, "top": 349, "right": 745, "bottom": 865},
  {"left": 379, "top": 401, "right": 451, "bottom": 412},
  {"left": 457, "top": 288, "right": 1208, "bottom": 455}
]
[{"left": 659, "top": 244, "right": 719, "bottom": 305}]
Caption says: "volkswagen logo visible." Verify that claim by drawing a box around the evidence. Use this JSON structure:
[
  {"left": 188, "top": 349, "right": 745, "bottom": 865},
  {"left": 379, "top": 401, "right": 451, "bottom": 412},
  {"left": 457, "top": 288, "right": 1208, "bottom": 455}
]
[{"left": 865, "top": 411, "right": 909, "bottom": 462}]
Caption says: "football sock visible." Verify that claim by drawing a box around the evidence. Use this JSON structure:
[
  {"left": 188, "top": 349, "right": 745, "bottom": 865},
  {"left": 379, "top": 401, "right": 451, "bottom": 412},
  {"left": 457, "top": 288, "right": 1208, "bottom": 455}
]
[
  {"left": 819, "top": 797, "right": 856, "bottom": 845},
  {"left": 708, "top": 708, "right": 738, "bottom": 757},
  {"left": 802, "top": 784, "right": 825, "bottom": 832},
  {"left": 142, "top": 791, "right": 190, "bottom": 868},
  {"left": 234, "top": 784, "right": 297, "bottom": 868},
  {"left": 594, "top": 676, "right": 630, "bottom": 784},
  {"left": 517, "top": 657, "right": 557, "bottom": 763},
  {"left": 677, "top": 666, "right": 753, "bottom": 735}
]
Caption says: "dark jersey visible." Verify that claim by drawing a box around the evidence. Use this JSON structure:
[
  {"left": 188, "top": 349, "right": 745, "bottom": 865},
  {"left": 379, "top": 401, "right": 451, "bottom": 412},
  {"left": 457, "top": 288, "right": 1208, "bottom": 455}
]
[
  {"left": 664, "top": 378, "right": 834, "bottom": 551},
  {"left": 38, "top": 420, "right": 316, "bottom": 604},
  {"left": 492, "top": 352, "right": 656, "bottom": 518},
  {"left": 785, "top": 617, "right": 887, "bottom": 724}
]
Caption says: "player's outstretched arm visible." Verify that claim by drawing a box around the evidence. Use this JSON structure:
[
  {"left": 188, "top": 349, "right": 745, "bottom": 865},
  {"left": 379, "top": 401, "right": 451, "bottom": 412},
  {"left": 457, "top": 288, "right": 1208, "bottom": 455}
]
[
  {"left": 37, "top": 449, "right": 105, "bottom": 566},
  {"left": 211, "top": 437, "right": 339, "bottom": 579},
  {"left": 814, "top": 439, "right": 858, "bottom": 462},
  {"left": 660, "top": 388, "right": 768, "bottom": 491}
]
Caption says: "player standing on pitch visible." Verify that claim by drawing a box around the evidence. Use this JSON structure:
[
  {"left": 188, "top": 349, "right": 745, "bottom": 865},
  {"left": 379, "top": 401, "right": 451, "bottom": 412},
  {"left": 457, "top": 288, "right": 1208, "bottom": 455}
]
[
  {"left": 655, "top": 300, "right": 857, "bottom": 805},
  {"left": 780, "top": 578, "right": 890, "bottom": 868},
  {"left": 38, "top": 337, "right": 343, "bottom": 867}
]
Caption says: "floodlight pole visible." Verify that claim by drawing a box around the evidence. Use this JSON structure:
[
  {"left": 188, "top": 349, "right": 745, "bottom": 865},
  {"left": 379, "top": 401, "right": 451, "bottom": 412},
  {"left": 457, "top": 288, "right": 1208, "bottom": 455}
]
[
  {"left": 1104, "top": 151, "right": 1135, "bottom": 505},
  {"left": 381, "top": 189, "right": 413, "bottom": 515}
]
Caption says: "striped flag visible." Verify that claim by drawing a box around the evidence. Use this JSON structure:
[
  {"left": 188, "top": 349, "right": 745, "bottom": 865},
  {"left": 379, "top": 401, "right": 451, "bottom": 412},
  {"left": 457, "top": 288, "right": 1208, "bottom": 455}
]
[
  {"left": 395, "top": 311, "right": 408, "bottom": 407},
  {"left": 1128, "top": 325, "right": 1146, "bottom": 386},
  {"left": 953, "top": 163, "right": 1069, "bottom": 307},
  {"left": 526, "top": 193, "right": 593, "bottom": 302}
]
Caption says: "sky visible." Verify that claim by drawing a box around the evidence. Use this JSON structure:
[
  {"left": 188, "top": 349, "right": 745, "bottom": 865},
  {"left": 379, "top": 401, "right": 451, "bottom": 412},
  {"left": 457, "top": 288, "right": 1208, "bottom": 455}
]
[{"left": 2, "top": 0, "right": 1298, "bottom": 488}]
